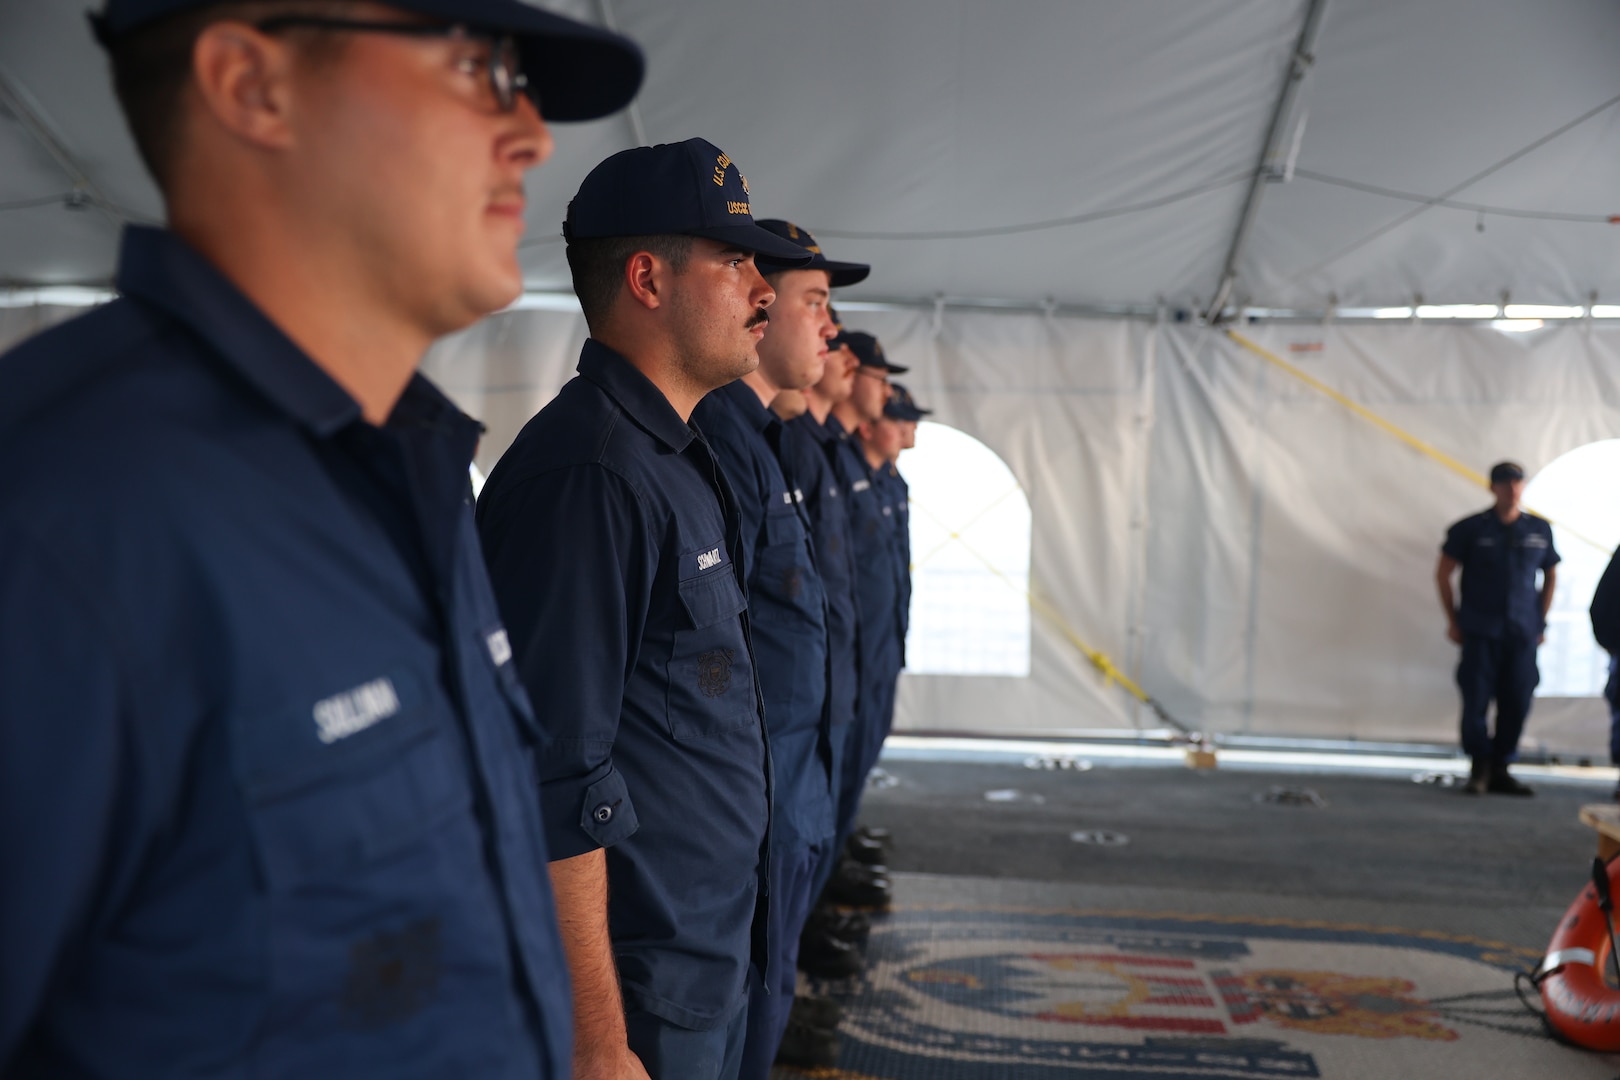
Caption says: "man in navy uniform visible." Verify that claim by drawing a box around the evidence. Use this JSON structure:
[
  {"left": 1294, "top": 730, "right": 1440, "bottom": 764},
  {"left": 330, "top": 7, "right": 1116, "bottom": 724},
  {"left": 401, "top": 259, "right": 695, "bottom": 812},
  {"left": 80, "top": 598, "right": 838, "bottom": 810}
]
[
  {"left": 882, "top": 382, "right": 932, "bottom": 663},
  {"left": 476, "top": 140, "right": 812, "bottom": 1080},
  {"left": 826, "top": 332, "right": 909, "bottom": 904},
  {"left": 692, "top": 220, "right": 868, "bottom": 1075},
  {"left": 774, "top": 319, "right": 873, "bottom": 1018},
  {"left": 0, "top": 2, "right": 641, "bottom": 1076},
  {"left": 1435, "top": 461, "right": 1558, "bottom": 796}
]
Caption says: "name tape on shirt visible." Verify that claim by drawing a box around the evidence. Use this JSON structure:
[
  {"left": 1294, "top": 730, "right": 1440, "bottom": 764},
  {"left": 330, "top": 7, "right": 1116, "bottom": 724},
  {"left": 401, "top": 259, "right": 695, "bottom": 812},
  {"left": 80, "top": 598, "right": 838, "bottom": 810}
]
[
  {"left": 313, "top": 677, "right": 400, "bottom": 744},
  {"left": 852, "top": 479, "right": 871, "bottom": 493},
  {"left": 697, "top": 547, "right": 724, "bottom": 571},
  {"left": 487, "top": 628, "right": 513, "bottom": 667}
]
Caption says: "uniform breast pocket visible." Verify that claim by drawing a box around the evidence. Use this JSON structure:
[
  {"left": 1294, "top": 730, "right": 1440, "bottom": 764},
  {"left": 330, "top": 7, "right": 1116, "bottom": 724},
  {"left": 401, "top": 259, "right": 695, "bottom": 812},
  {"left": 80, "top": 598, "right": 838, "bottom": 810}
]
[
  {"left": 666, "top": 564, "right": 759, "bottom": 740},
  {"left": 757, "top": 506, "right": 810, "bottom": 608},
  {"left": 234, "top": 670, "right": 510, "bottom": 1068},
  {"left": 237, "top": 670, "right": 470, "bottom": 890}
]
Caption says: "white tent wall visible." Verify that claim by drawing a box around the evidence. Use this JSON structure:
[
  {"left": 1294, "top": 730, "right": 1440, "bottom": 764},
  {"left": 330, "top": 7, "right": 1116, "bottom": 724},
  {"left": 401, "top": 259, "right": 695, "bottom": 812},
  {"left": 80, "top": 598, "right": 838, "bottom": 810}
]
[
  {"left": 11, "top": 299, "right": 1616, "bottom": 756},
  {"left": 847, "top": 308, "right": 1152, "bottom": 737},
  {"left": 1148, "top": 321, "right": 1620, "bottom": 753}
]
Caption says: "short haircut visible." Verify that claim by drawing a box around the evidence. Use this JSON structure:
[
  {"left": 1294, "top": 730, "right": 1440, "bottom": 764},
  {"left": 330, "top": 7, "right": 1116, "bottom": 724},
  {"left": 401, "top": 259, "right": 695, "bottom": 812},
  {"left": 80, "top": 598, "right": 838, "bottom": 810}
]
[
  {"left": 105, "top": 1, "right": 352, "bottom": 194},
  {"left": 566, "top": 234, "right": 693, "bottom": 330}
]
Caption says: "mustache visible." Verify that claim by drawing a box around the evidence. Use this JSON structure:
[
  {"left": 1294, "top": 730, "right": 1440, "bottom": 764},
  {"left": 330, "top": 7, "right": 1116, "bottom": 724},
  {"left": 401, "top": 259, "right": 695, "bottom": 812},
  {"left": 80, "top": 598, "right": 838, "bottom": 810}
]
[{"left": 746, "top": 309, "right": 770, "bottom": 328}]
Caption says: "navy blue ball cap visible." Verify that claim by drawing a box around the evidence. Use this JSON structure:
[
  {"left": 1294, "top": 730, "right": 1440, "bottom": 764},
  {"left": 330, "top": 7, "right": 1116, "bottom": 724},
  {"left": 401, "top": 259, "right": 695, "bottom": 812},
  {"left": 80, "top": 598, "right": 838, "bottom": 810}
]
[
  {"left": 1489, "top": 461, "right": 1526, "bottom": 483},
  {"left": 844, "top": 331, "right": 907, "bottom": 375},
  {"left": 90, "top": 0, "right": 644, "bottom": 123},
  {"left": 565, "top": 138, "right": 813, "bottom": 267},
  {"left": 884, "top": 382, "right": 931, "bottom": 422},
  {"left": 754, "top": 220, "right": 870, "bottom": 287}
]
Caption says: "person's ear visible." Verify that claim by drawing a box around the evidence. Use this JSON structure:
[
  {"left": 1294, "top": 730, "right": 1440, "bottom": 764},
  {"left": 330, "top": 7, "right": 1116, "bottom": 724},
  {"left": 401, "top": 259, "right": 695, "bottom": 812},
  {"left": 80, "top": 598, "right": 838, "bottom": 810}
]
[
  {"left": 189, "top": 22, "right": 299, "bottom": 153},
  {"left": 623, "top": 252, "right": 666, "bottom": 312}
]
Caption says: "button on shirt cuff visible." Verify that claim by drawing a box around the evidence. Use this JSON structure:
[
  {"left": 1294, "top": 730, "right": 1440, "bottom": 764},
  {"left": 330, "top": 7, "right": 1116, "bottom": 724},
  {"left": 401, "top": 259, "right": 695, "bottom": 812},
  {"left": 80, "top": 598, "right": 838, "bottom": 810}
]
[{"left": 541, "top": 761, "right": 639, "bottom": 859}]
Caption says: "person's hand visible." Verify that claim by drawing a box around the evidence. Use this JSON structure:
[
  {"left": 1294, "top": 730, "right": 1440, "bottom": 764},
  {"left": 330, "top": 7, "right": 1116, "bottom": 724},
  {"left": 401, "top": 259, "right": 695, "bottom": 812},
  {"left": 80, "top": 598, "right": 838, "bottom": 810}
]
[
  {"left": 574, "top": 1046, "right": 652, "bottom": 1080},
  {"left": 1446, "top": 622, "right": 1463, "bottom": 645}
]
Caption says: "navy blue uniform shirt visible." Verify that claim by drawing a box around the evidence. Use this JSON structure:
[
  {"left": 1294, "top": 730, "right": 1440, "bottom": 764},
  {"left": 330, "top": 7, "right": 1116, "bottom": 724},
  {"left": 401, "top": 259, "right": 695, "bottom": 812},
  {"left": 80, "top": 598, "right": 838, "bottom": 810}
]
[
  {"left": 781, "top": 414, "right": 861, "bottom": 745},
  {"left": 835, "top": 427, "right": 904, "bottom": 679},
  {"left": 1442, "top": 508, "right": 1560, "bottom": 640},
  {"left": 476, "top": 341, "right": 770, "bottom": 1029},
  {"left": 692, "top": 381, "right": 833, "bottom": 849},
  {"left": 0, "top": 227, "right": 571, "bottom": 1078},
  {"left": 880, "top": 462, "right": 913, "bottom": 664}
]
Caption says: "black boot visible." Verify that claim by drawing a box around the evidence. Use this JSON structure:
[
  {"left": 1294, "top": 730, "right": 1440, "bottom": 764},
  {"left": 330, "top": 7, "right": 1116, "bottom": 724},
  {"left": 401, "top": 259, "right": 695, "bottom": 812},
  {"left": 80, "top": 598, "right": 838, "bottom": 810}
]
[
  {"left": 806, "top": 903, "right": 870, "bottom": 947},
  {"left": 798, "top": 920, "right": 865, "bottom": 978},
  {"left": 775, "top": 1008, "right": 840, "bottom": 1067},
  {"left": 1486, "top": 758, "right": 1534, "bottom": 796},
  {"left": 790, "top": 993, "right": 843, "bottom": 1031},
  {"left": 825, "top": 859, "right": 892, "bottom": 908},
  {"left": 1463, "top": 756, "right": 1489, "bottom": 796},
  {"left": 845, "top": 831, "right": 888, "bottom": 865}
]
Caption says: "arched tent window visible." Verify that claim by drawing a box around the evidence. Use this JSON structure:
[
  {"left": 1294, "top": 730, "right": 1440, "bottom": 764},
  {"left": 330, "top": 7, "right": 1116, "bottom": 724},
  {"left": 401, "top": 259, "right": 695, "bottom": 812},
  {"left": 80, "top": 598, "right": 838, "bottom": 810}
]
[
  {"left": 1522, "top": 440, "right": 1620, "bottom": 696},
  {"left": 895, "top": 421, "right": 1032, "bottom": 676}
]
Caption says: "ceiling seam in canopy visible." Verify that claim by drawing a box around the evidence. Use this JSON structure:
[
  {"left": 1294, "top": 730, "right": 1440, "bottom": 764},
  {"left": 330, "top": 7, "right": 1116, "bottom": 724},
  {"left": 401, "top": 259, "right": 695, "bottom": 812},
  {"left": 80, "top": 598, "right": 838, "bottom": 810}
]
[{"left": 1203, "top": 0, "right": 1331, "bottom": 324}]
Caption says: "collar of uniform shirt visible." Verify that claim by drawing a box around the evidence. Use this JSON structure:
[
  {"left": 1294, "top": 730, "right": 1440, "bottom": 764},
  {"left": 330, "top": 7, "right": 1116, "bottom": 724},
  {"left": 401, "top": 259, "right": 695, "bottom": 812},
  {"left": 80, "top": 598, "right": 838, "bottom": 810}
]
[
  {"left": 714, "top": 377, "right": 779, "bottom": 435},
  {"left": 575, "top": 338, "right": 698, "bottom": 453},
  {"left": 115, "top": 226, "right": 362, "bottom": 439}
]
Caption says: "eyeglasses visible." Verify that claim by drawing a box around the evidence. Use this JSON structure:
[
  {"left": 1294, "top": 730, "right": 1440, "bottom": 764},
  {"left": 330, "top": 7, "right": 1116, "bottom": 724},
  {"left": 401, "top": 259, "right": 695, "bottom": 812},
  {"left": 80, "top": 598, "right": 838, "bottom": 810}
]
[{"left": 254, "top": 17, "right": 532, "bottom": 113}]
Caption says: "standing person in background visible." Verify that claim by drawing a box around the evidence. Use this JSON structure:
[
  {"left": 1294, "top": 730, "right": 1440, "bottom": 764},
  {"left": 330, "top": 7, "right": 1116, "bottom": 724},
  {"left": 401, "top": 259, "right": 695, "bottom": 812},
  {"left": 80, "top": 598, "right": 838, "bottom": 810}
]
[
  {"left": 692, "top": 219, "right": 869, "bottom": 1076},
  {"left": 0, "top": 1, "right": 643, "bottom": 1075},
  {"left": 1589, "top": 545, "right": 1620, "bottom": 801},
  {"left": 1435, "top": 462, "right": 1557, "bottom": 797},
  {"left": 826, "top": 333, "right": 908, "bottom": 907},
  {"left": 477, "top": 139, "right": 814, "bottom": 1080}
]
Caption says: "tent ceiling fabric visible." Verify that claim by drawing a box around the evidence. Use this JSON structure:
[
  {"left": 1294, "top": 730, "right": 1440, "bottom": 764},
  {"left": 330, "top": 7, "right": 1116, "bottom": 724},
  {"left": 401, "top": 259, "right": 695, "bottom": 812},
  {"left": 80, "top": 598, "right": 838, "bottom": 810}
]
[{"left": 1, "top": 0, "right": 1617, "bottom": 308}]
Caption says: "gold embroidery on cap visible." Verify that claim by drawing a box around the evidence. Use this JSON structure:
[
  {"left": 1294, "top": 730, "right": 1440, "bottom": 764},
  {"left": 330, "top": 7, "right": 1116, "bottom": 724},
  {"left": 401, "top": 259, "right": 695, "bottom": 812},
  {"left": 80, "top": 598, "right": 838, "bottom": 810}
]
[{"left": 713, "top": 152, "right": 731, "bottom": 187}]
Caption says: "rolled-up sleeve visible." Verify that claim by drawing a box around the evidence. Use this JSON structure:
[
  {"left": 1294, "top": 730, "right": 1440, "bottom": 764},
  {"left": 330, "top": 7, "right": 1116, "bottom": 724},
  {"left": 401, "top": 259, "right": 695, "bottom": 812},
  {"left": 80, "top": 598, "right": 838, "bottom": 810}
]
[{"left": 478, "top": 464, "right": 651, "bottom": 859}]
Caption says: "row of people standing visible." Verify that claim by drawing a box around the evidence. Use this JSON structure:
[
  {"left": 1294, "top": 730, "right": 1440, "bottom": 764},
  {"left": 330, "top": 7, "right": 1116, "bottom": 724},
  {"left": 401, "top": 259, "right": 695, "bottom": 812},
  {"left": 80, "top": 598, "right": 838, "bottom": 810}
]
[
  {"left": 0, "top": 1, "right": 920, "bottom": 1076},
  {"left": 477, "top": 139, "right": 926, "bottom": 1076}
]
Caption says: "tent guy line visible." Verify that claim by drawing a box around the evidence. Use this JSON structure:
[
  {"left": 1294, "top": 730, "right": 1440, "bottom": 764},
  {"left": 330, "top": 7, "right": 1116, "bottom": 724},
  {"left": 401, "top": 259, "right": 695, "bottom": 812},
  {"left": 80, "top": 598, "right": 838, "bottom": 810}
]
[
  {"left": 1289, "top": 87, "right": 1620, "bottom": 282},
  {"left": 1290, "top": 168, "right": 1620, "bottom": 225}
]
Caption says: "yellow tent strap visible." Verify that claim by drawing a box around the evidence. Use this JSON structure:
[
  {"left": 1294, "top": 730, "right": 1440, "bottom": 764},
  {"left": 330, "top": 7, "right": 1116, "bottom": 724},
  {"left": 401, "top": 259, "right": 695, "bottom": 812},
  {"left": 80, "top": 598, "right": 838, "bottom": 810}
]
[
  {"left": 908, "top": 501, "right": 1154, "bottom": 707},
  {"left": 1225, "top": 329, "right": 1614, "bottom": 556}
]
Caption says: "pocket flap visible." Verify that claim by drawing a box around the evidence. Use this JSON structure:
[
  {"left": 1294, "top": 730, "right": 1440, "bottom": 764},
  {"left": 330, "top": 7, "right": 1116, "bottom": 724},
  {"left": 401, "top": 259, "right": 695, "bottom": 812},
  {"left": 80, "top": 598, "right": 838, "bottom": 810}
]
[{"left": 677, "top": 569, "right": 747, "bottom": 629}]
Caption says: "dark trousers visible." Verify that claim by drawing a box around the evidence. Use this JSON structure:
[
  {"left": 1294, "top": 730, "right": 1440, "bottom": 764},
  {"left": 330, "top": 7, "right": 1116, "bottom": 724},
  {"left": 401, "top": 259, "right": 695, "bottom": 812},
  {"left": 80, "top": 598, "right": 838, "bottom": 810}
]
[
  {"left": 1456, "top": 632, "right": 1540, "bottom": 761},
  {"left": 625, "top": 991, "right": 749, "bottom": 1080},
  {"left": 738, "top": 838, "right": 830, "bottom": 1080},
  {"left": 833, "top": 663, "right": 900, "bottom": 855},
  {"left": 1605, "top": 653, "right": 1620, "bottom": 766}
]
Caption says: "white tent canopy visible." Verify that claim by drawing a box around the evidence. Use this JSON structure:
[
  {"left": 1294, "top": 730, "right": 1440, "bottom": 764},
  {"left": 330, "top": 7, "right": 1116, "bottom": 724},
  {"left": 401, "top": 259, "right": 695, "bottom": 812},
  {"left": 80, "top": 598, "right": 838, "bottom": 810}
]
[
  {"left": 6, "top": 0, "right": 1619, "bottom": 310},
  {"left": 4, "top": 1, "right": 1619, "bottom": 753}
]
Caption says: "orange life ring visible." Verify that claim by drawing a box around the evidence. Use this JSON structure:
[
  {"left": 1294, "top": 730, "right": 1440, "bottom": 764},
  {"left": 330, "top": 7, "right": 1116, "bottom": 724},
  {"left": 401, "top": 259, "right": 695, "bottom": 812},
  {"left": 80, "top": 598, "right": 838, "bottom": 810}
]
[{"left": 1538, "top": 856, "right": 1620, "bottom": 1050}]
